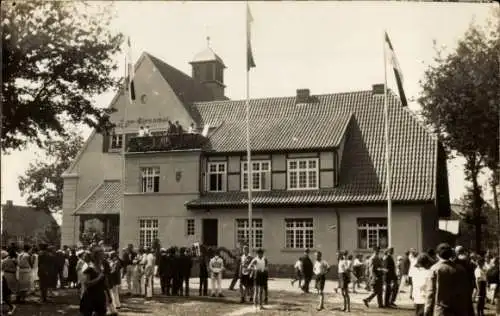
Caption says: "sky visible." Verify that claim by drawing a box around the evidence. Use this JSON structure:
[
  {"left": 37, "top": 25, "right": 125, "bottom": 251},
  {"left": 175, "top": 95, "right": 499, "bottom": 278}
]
[{"left": 1, "top": 1, "right": 497, "bottom": 208}]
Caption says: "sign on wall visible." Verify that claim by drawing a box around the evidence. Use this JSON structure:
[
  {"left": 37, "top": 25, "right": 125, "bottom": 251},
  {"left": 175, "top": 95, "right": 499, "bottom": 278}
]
[{"left": 114, "top": 117, "right": 171, "bottom": 128}]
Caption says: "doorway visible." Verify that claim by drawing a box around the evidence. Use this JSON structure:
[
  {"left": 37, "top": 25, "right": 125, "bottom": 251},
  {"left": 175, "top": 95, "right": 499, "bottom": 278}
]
[{"left": 202, "top": 219, "right": 218, "bottom": 247}]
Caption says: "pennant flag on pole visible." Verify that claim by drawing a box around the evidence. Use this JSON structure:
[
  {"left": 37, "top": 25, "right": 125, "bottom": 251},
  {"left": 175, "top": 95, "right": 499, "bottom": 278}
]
[
  {"left": 246, "top": 4, "right": 256, "bottom": 71},
  {"left": 127, "top": 36, "right": 136, "bottom": 102},
  {"left": 384, "top": 32, "right": 407, "bottom": 107}
]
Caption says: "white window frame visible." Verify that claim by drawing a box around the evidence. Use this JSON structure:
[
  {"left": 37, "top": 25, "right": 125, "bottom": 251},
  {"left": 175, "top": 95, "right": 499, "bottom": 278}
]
[
  {"left": 207, "top": 162, "right": 227, "bottom": 192},
  {"left": 186, "top": 219, "right": 195, "bottom": 236},
  {"left": 285, "top": 218, "right": 314, "bottom": 249},
  {"left": 241, "top": 160, "right": 271, "bottom": 191},
  {"left": 141, "top": 167, "right": 160, "bottom": 193},
  {"left": 287, "top": 158, "right": 319, "bottom": 190},
  {"left": 110, "top": 134, "right": 123, "bottom": 150},
  {"left": 357, "top": 218, "right": 388, "bottom": 250},
  {"left": 139, "top": 218, "right": 159, "bottom": 248},
  {"left": 236, "top": 219, "right": 263, "bottom": 249}
]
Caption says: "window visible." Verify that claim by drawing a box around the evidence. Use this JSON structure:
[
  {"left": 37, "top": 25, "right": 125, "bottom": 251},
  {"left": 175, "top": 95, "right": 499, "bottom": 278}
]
[
  {"left": 141, "top": 167, "right": 160, "bottom": 193},
  {"left": 357, "top": 218, "right": 388, "bottom": 250},
  {"left": 110, "top": 134, "right": 123, "bottom": 149},
  {"left": 285, "top": 218, "right": 314, "bottom": 249},
  {"left": 186, "top": 219, "right": 195, "bottom": 236},
  {"left": 236, "top": 219, "right": 263, "bottom": 249},
  {"left": 207, "top": 162, "right": 226, "bottom": 192},
  {"left": 241, "top": 160, "right": 271, "bottom": 191},
  {"left": 287, "top": 158, "right": 319, "bottom": 190},
  {"left": 139, "top": 218, "right": 158, "bottom": 248}
]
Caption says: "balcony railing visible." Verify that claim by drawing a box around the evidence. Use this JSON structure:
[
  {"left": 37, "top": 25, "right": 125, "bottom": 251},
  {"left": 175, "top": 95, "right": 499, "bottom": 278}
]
[{"left": 127, "top": 133, "right": 208, "bottom": 153}]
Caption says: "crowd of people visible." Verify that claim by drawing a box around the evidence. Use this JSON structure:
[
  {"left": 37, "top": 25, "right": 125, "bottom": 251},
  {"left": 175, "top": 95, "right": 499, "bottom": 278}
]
[{"left": 1, "top": 240, "right": 499, "bottom": 316}]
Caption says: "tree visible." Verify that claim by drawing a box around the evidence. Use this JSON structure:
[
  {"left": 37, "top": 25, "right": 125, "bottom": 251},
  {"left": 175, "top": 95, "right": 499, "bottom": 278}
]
[
  {"left": 1, "top": 1, "right": 122, "bottom": 151},
  {"left": 18, "top": 130, "right": 84, "bottom": 213},
  {"left": 418, "top": 11, "right": 500, "bottom": 252}
]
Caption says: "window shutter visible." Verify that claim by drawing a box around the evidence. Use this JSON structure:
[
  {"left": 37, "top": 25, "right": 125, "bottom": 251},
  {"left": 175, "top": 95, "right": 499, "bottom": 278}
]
[{"left": 102, "top": 133, "right": 110, "bottom": 152}]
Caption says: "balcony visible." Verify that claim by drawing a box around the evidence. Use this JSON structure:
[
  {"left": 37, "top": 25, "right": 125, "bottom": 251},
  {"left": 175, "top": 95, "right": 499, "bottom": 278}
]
[{"left": 127, "top": 133, "right": 208, "bottom": 153}]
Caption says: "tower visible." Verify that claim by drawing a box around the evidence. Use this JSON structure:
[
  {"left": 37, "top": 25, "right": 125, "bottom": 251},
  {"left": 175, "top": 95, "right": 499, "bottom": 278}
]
[{"left": 189, "top": 37, "right": 226, "bottom": 100}]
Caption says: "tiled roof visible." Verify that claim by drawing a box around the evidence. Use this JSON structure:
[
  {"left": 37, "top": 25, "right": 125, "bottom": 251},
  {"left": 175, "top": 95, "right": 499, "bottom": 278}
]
[
  {"left": 186, "top": 90, "right": 438, "bottom": 205},
  {"left": 185, "top": 189, "right": 432, "bottom": 209},
  {"left": 1, "top": 203, "right": 58, "bottom": 237},
  {"left": 74, "top": 180, "right": 121, "bottom": 215}
]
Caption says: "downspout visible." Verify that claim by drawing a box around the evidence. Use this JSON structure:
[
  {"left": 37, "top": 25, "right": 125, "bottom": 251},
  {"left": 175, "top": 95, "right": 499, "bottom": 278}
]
[{"left": 335, "top": 208, "right": 341, "bottom": 256}]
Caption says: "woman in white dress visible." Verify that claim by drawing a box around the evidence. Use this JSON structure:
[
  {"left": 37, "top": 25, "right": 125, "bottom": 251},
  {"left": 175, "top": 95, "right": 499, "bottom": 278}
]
[{"left": 31, "top": 247, "right": 39, "bottom": 293}]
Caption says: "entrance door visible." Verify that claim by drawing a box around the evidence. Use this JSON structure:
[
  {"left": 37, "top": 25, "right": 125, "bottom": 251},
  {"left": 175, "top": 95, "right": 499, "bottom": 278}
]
[{"left": 202, "top": 219, "right": 218, "bottom": 247}]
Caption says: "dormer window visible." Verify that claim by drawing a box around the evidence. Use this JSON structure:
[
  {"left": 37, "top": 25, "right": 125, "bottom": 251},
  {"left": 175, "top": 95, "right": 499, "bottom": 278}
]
[{"left": 287, "top": 158, "right": 319, "bottom": 190}]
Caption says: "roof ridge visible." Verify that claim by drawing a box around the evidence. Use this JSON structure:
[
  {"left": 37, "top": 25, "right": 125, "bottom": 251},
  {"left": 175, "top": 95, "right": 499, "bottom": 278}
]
[{"left": 193, "top": 90, "right": 374, "bottom": 106}]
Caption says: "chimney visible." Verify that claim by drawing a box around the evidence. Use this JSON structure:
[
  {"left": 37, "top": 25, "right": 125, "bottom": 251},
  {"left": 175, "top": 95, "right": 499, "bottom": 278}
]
[
  {"left": 372, "top": 84, "right": 385, "bottom": 95},
  {"left": 296, "top": 89, "right": 310, "bottom": 104}
]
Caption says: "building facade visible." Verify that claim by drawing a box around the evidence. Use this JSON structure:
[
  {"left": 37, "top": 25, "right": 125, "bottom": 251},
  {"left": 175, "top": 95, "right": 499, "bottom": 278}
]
[{"left": 61, "top": 47, "right": 450, "bottom": 266}]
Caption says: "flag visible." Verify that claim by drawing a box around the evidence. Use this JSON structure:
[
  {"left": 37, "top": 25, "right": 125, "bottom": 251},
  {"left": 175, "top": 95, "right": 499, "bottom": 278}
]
[
  {"left": 385, "top": 32, "right": 407, "bottom": 107},
  {"left": 246, "top": 4, "right": 256, "bottom": 71},
  {"left": 127, "top": 36, "right": 136, "bottom": 102}
]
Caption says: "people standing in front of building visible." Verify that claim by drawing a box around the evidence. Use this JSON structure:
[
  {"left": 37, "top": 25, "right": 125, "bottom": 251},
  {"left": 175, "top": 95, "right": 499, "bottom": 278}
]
[
  {"left": 229, "top": 242, "right": 242, "bottom": 291},
  {"left": 30, "top": 246, "right": 39, "bottom": 294},
  {"left": 238, "top": 245, "right": 253, "bottom": 303},
  {"left": 300, "top": 249, "right": 313, "bottom": 294},
  {"left": 248, "top": 248, "right": 268, "bottom": 311},
  {"left": 138, "top": 126, "right": 145, "bottom": 137},
  {"left": 2, "top": 249, "right": 18, "bottom": 304},
  {"left": 399, "top": 251, "right": 411, "bottom": 296},
  {"left": 338, "top": 251, "right": 351, "bottom": 312},
  {"left": 424, "top": 243, "right": 469, "bottom": 316},
  {"left": 121, "top": 244, "right": 136, "bottom": 296},
  {"left": 363, "top": 246, "right": 385, "bottom": 309},
  {"left": 199, "top": 246, "right": 209, "bottom": 297},
  {"left": 408, "top": 248, "right": 418, "bottom": 300},
  {"left": 291, "top": 257, "right": 303, "bottom": 288},
  {"left": 453, "top": 245, "right": 476, "bottom": 316},
  {"left": 313, "top": 251, "right": 330, "bottom": 311},
  {"left": 352, "top": 254, "right": 364, "bottom": 294},
  {"left": 80, "top": 247, "right": 108, "bottom": 316},
  {"left": 16, "top": 245, "right": 33, "bottom": 303},
  {"left": 132, "top": 248, "right": 144, "bottom": 296},
  {"left": 411, "top": 253, "right": 433, "bottom": 316},
  {"left": 37, "top": 244, "right": 52, "bottom": 303},
  {"left": 1, "top": 249, "right": 16, "bottom": 315},
  {"left": 383, "top": 247, "right": 397, "bottom": 308},
  {"left": 68, "top": 249, "right": 79, "bottom": 289},
  {"left": 108, "top": 251, "right": 122, "bottom": 311},
  {"left": 144, "top": 247, "right": 155, "bottom": 299},
  {"left": 174, "top": 121, "right": 184, "bottom": 134},
  {"left": 179, "top": 247, "right": 193, "bottom": 296},
  {"left": 158, "top": 248, "right": 168, "bottom": 295},
  {"left": 475, "top": 256, "right": 487, "bottom": 316},
  {"left": 209, "top": 249, "right": 224, "bottom": 297}
]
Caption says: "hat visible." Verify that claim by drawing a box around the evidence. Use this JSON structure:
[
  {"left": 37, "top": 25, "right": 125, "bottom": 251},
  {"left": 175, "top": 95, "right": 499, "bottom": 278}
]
[
  {"left": 455, "top": 245, "right": 465, "bottom": 255},
  {"left": 76, "top": 250, "right": 84, "bottom": 256},
  {"left": 160, "top": 248, "right": 166, "bottom": 252},
  {"left": 1, "top": 250, "right": 8, "bottom": 259},
  {"left": 397, "top": 255, "right": 403, "bottom": 260}
]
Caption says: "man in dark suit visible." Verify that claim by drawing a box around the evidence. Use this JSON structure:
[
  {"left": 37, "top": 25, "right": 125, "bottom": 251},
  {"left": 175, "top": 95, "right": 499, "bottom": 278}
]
[
  {"left": 229, "top": 242, "right": 242, "bottom": 291},
  {"left": 300, "top": 249, "right": 313, "bottom": 293},
  {"left": 363, "top": 246, "right": 385, "bottom": 308},
  {"left": 179, "top": 247, "right": 193, "bottom": 296},
  {"left": 37, "top": 243, "right": 51, "bottom": 302},
  {"left": 424, "top": 243, "right": 469, "bottom": 316},
  {"left": 453, "top": 246, "right": 475, "bottom": 316},
  {"left": 383, "top": 247, "right": 397, "bottom": 307}
]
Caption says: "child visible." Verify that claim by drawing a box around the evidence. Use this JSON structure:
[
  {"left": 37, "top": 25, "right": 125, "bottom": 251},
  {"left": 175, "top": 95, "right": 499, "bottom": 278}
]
[
  {"left": 475, "top": 257, "right": 487, "bottom": 316},
  {"left": 313, "top": 251, "right": 330, "bottom": 311},
  {"left": 338, "top": 251, "right": 351, "bottom": 312},
  {"left": 209, "top": 249, "right": 224, "bottom": 297},
  {"left": 291, "top": 259, "right": 303, "bottom": 288},
  {"left": 248, "top": 249, "right": 267, "bottom": 311}
]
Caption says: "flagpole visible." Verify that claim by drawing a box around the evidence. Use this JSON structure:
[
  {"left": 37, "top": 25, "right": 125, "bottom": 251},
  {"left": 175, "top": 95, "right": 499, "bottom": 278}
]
[
  {"left": 245, "top": 3, "right": 253, "bottom": 254},
  {"left": 121, "top": 39, "right": 131, "bottom": 248},
  {"left": 383, "top": 30, "right": 393, "bottom": 248}
]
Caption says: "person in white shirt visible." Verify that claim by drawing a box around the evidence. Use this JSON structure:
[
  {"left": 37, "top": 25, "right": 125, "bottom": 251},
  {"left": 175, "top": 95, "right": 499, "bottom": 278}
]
[
  {"left": 144, "top": 125, "right": 151, "bottom": 136},
  {"left": 408, "top": 248, "right": 418, "bottom": 300},
  {"left": 138, "top": 126, "right": 145, "bottom": 137},
  {"left": 248, "top": 248, "right": 268, "bottom": 310},
  {"left": 313, "top": 251, "right": 330, "bottom": 311},
  {"left": 188, "top": 123, "right": 197, "bottom": 134},
  {"left": 338, "top": 251, "right": 351, "bottom": 312},
  {"left": 411, "top": 253, "right": 433, "bottom": 316},
  {"left": 143, "top": 248, "right": 155, "bottom": 298},
  {"left": 291, "top": 259, "right": 303, "bottom": 288},
  {"left": 239, "top": 246, "right": 253, "bottom": 303},
  {"left": 209, "top": 250, "right": 224, "bottom": 297},
  {"left": 132, "top": 249, "right": 145, "bottom": 296},
  {"left": 475, "top": 257, "right": 487, "bottom": 316}
]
